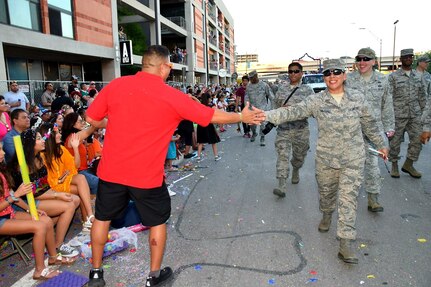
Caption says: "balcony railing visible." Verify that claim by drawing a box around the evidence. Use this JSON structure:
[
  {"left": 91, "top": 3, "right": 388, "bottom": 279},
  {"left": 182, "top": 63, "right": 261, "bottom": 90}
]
[
  {"left": 166, "top": 16, "right": 186, "bottom": 29},
  {"left": 208, "top": 13, "right": 216, "bottom": 22},
  {"left": 210, "top": 62, "right": 218, "bottom": 70},
  {"left": 209, "top": 38, "right": 217, "bottom": 47}
]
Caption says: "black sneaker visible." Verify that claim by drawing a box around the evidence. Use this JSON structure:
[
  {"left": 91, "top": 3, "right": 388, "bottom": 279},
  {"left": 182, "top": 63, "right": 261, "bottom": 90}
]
[
  {"left": 184, "top": 153, "right": 196, "bottom": 159},
  {"left": 88, "top": 269, "right": 106, "bottom": 287},
  {"left": 146, "top": 267, "right": 173, "bottom": 286}
]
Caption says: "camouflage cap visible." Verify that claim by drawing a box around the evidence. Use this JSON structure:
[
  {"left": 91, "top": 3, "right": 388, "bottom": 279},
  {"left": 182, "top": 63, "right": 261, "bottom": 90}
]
[
  {"left": 356, "top": 47, "right": 376, "bottom": 59},
  {"left": 417, "top": 55, "right": 430, "bottom": 63},
  {"left": 322, "top": 59, "right": 345, "bottom": 72},
  {"left": 248, "top": 70, "right": 257, "bottom": 78},
  {"left": 400, "top": 48, "right": 414, "bottom": 57}
]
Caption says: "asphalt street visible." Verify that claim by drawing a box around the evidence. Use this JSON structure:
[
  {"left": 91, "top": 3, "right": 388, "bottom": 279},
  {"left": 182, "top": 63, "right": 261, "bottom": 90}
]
[{"left": 1, "top": 119, "right": 430, "bottom": 287}]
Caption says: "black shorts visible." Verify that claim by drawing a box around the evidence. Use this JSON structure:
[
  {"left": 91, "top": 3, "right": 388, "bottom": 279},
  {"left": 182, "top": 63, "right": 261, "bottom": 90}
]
[
  {"left": 95, "top": 179, "right": 171, "bottom": 227},
  {"left": 178, "top": 120, "right": 194, "bottom": 146}
]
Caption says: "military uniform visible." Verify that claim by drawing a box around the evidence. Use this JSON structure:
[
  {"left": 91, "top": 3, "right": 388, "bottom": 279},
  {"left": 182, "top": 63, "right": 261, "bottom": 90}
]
[
  {"left": 387, "top": 68, "right": 427, "bottom": 162},
  {"left": 274, "top": 82, "right": 314, "bottom": 180},
  {"left": 245, "top": 80, "right": 274, "bottom": 138},
  {"left": 416, "top": 55, "right": 431, "bottom": 94},
  {"left": 346, "top": 70, "right": 394, "bottom": 195},
  {"left": 417, "top": 70, "right": 431, "bottom": 97},
  {"left": 265, "top": 88, "right": 386, "bottom": 239},
  {"left": 269, "top": 82, "right": 279, "bottom": 95}
]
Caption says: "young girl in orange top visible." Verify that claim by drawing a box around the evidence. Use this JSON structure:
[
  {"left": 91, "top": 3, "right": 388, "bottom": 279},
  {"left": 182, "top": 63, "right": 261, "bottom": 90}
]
[{"left": 39, "top": 123, "right": 94, "bottom": 231}]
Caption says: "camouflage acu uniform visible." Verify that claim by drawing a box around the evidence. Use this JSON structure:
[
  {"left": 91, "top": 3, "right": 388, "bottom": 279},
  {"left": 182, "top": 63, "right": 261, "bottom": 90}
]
[
  {"left": 265, "top": 89, "right": 386, "bottom": 239},
  {"left": 345, "top": 71, "right": 395, "bottom": 195},
  {"left": 270, "top": 82, "right": 279, "bottom": 95},
  {"left": 423, "top": 95, "right": 431, "bottom": 132},
  {"left": 418, "top": 70, "right": 431, "bottom": 96},
  {"left": 387, "top": 69, "right": 428, "bottom": 162},
  {"left": 274, "top": 82, "right": 314, "bottom": 179},
  {"left": 245, "top": 81, "right": 274, "bottom": 136}
]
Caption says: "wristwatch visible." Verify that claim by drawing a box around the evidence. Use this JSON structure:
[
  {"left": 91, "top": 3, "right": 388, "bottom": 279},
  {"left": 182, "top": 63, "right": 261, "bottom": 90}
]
[{"left": 9, "top": 190, "right": 20, "bottom": 202}]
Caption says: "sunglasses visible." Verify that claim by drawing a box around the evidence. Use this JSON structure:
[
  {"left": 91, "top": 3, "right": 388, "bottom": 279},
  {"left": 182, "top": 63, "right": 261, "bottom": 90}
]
[
  {"left": 323, "top": 69, "right": 344, "bottom": 77},
  {"left": 355, "top": 56, "right": 373, "bottom": 62},
  {"left": 288, "top": 69, "right": 301, "bottom": 74}
]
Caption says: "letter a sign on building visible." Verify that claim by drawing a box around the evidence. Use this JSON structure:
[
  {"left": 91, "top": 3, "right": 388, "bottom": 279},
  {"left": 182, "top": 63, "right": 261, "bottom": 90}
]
[{"left": 120, "top": 40, "right": 133, "bottom": 65}]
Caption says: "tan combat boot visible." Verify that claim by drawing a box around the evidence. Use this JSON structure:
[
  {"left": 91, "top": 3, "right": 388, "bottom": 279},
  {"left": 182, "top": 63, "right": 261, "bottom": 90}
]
[
  {"left": 368, "top": 193, "right": 384, "bottom": 212},
  {"left": 291, "top": 168, "right": 300, "bottom": 184},
  {"left": 338, "top": 239, "right": 358, "bottom": 264},
  {"left": 390, "top": 161, "right": 400, "bottom": 178},
  {"left": 273, "top": 178, "right": 286, "bottom": 198},
  {"left": 401, "top": 158, "right": 422, "bottom": 178},
  {"left": 318, "top": 213, "right": 332, "bottom": 232}
]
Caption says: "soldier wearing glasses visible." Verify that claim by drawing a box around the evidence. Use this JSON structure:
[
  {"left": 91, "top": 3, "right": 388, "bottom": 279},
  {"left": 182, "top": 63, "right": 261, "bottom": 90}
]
[
  {"left": 345, "top": 48, "right": 395, "bottom": 212},
  {"left": 272, "top": 62, "right": 314, "bottom": 198},
  {"left": 387, "top": 49, "right": 428, "bottom": 179},
  {"left": 264, "top": 59, "right": 388, "bottom": 264}
]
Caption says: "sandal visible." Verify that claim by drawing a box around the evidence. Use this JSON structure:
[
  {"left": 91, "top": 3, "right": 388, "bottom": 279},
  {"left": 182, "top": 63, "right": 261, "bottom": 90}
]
[
  {"left": 48, "top": 253, "right": 78, "bottom": 266},
  {"left": 33, "top": 267, "right": 61, "bottom": 280},
  {"left": 83, "top": 215, "right": 95, "bottom": 229}
]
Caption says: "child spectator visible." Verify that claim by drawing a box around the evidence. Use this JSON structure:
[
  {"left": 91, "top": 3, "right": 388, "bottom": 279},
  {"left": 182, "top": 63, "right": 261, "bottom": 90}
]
[
  {"left": 216, "top": 93, "right": 228, "bottom": 132},
  {"left": 166, "top": 133, "right": 180, "bottom": 172},
  {"left": 39, "top": 123, "right": 94, "bottom": 231},
  {"left": 87, "top": 89, "right": 98, "bottom": 107},
  {"left": 196, "top": 93, "right": 221, "bottom": 161},
  {"left": 0, "top": 142, "right": 74, "bottom": 281},
  {"left": 8, "top": 129, "right": 80, "bottom": 258},
  {"left": 49, "top": 112, "right": 64, "bottom": 132},
  {"left": 62, "top": 113, "right": 99, "bottom": 195}
]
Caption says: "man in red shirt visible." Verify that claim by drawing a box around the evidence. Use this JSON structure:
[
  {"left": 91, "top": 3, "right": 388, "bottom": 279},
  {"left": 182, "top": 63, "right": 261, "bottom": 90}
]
[
  {"left": 235, "top": 75, "right": 251, "bottom": 137},
  {"left": 85, "top": 45, "right": 265, "bottom": 287}
]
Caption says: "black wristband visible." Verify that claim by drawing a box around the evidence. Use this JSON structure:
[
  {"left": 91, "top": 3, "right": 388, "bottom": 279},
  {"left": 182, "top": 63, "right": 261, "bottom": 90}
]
[{"left": 6, "top": 196, "right": 13, "bottom": 205}]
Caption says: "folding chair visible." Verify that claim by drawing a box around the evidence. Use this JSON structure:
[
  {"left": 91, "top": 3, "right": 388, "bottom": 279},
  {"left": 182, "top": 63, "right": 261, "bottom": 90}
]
[{"left": 0, "top": 235, "right": 32, "bottom": 265}]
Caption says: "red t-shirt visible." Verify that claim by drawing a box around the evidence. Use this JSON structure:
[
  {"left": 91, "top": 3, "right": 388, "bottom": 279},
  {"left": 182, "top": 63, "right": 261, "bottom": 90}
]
[
  {"left": 235, "top": 86, "right": 246, "bottom": 106},
  {"left": 86, "top": 71, "right": 214, "bottom": 188}
]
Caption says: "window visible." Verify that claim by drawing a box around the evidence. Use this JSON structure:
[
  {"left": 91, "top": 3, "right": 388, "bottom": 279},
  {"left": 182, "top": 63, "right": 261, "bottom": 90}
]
[
  {"left": 2, "top": 0, "right": 41, "bottom": 31},
  {"left": 43, "top": 61, "right": 59, "bottom": 80},
  {"left": 48, "top": 0, "right": 73, "bottom": 38},
  {"left": 28, "top": 59, "right": 43, "bottom": 80},
  {"left": 0, "top": 0, "right": 8, "bottom": 24},
  {"left": 59, "top": 63, "right": 72, "bottom": 81},
  {"left": 7, "top": 58, "right": 29, "bottom": 80}
]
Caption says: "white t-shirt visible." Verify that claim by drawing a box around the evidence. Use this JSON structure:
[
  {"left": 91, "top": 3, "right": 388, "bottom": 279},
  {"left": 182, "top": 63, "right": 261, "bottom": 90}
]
[{"left": 4, "top": 91, "right": 29, "bottom": 112}]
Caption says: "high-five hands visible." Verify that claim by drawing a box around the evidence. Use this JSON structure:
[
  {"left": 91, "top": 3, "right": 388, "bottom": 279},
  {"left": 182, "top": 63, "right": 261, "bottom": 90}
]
[{"left": 241, "top": 102, "right": 266, "bottom": 125}]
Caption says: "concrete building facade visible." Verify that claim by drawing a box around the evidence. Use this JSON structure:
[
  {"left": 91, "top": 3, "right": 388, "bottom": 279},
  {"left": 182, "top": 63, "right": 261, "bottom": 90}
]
[
  {"left": 0, "top": 0, "right": 120, "bottom": 85},
  {"left": 118, "top": 0, "right": 235, "bottom": 86},
  {"left": 0, "top": 0, "right": 235, "bottom": 100}
]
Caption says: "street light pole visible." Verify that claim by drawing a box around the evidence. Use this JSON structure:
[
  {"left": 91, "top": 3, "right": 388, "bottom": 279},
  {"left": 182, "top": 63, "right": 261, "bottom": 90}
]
[
  {"left": 379, "top": 38, "right": 382, "bottom": 71},
  {"left": 392, "top": 20, "right": 399, "bottom": 71}
]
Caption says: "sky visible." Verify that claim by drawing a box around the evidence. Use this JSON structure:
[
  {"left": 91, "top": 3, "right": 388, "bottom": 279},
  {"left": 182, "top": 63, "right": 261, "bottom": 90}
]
[{"left": 224, "top": 0, "right": 431, "bottom": 64}]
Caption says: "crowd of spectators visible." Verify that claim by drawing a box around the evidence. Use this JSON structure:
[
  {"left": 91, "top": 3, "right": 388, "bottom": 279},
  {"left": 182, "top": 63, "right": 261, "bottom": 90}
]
[
  {"left": 0, "top": 73, "right": 248, "bottom": 281},
  {"left": 167, "top": 82, "right": 244, "bottom": 166},
  {"left": 170, "top": 46, "right": 187, "bottom": 65},
  {"left": 0, "top": 76, "right": 102, "bottom": 280}
]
